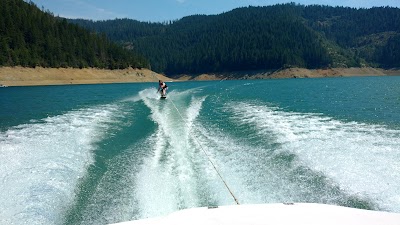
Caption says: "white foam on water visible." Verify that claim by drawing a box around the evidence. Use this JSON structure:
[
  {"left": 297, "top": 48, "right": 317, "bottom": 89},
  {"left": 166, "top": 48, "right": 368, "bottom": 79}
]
[
  {"left": 134, "top": 90, "right": 210, "bottom": 219},
  {"left": 120, "top": 93, "right": 143, "bottom": 103},
  {"left": 134, "top": 90, "right": 305, "bottom": 219},
  {"left": 230, "top": 102, "right": 400, "bottom": 212},
  {"left": 0, "top": 105, "right": 120, "bottom": 225},
  {"left": 192, "top": 120, "right": 301, "bottom": 205},
  {"left": 73, "top": 139, "right": 150, "bottom": 225}
]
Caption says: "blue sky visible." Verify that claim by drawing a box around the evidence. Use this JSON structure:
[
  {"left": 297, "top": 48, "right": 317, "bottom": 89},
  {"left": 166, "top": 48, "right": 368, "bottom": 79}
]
[{"left": 28, "top": 0, "right": 400, "bottom": 22}]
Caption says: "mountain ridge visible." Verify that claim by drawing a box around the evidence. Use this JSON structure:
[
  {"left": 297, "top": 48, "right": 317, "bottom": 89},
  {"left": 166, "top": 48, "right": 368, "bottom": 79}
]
[
  {"left": 70, "top": 4, "right": 400, "bottom": 77},
  {"left": 0, "top": 0, "right": 149, "bottom": 69},
  {"left": 1, "top": 1, "right": 399, "bottom": 81}
]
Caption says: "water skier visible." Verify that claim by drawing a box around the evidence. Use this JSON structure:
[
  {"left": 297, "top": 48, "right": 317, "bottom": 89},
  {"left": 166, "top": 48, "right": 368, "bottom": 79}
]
[{"left": 158, "top": 80, "right": 168, "bottom": 97}]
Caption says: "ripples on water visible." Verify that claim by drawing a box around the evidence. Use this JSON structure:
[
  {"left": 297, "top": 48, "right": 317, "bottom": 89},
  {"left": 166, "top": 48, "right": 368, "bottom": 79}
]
[{"left": 0, "top": 76, "right": 399, "bottom": 224}]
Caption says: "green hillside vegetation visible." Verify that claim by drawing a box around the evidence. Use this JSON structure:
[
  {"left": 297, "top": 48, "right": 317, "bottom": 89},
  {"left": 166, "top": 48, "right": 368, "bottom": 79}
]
[
  {"left": 303, "top": 5, "right": 400, "bottom": 68},
  {"left": 71, "top": 4, "right": 400, "bottom": 76},
  {"left": 0, "top": 0, "right": 149, "bottom": 69}
]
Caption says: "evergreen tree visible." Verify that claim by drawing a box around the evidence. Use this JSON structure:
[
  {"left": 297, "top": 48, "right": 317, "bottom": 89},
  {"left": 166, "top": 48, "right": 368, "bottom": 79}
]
[
  {"left": 70, "top": 4, "right": 400, "bottom": 75},
  {"left": 0, "top": 0, "right": 149, "bottom": 69}
]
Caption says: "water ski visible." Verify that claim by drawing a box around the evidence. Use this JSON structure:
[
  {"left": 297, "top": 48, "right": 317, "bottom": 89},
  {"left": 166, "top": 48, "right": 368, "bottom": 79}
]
[{"left": 160, "top": 95, "right": 167, "bottom": 99}]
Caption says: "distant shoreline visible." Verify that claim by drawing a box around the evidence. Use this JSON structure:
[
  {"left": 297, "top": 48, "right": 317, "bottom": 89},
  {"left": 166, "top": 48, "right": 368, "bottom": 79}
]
[
  {"left": 177, "top": 67, "right": 400, "bottom": 81},
  {"left": 0, "top": 67, "right": 172, "bottom": 87},
  {"left": 1, "top": 66, "right": 399, "bottom": 87}
]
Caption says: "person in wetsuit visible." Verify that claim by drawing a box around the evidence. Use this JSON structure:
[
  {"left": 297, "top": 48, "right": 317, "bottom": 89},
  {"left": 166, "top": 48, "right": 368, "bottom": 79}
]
[{"left": 158, "top": 80, "right": 168, "bottom": 97}]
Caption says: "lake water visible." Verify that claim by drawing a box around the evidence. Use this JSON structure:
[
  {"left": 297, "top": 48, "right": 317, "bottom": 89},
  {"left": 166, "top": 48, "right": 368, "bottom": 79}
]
[{"left": 1, "top": 76, "right": 400, "bottom": 225}]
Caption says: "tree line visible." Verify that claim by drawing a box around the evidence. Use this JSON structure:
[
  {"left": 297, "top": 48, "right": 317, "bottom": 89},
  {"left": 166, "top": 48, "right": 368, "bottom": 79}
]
[
  {"left": 72, "top": 4, "right": 400, "bottom": 76},
  {"left": 0, "top": 0, "right": 149, "bottom": 69},
  {"left": 2, "top": 1, "right": 399, "bottom": 75},
  {"left": 302, "top": 5, "right": 400, "bottom": 68}
]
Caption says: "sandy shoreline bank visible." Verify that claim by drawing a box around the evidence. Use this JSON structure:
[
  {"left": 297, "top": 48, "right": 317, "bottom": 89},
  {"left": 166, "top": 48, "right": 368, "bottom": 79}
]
[
  {"left": 0, "top": 67, "right": 172, "bottom": 87},
  {"left": 1, "top": 67, "right": 399, "bottom": 86},
  {"left": 178, "top": 67, "right": 400, "bottom": 80},
  {"left": 260, "top": 67, "right": 400, "bottom": 79}
]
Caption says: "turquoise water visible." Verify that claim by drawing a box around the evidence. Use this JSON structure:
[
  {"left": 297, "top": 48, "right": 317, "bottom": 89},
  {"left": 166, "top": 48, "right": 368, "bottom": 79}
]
[{"left": 1, "top": 76, "right": 400, "bottom": 225}]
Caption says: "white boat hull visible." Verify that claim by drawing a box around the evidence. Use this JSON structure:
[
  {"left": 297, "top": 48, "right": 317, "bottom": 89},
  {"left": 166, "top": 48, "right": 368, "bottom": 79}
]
[{"left": 111, "top": 203, "right": 400, "bottom": 225}]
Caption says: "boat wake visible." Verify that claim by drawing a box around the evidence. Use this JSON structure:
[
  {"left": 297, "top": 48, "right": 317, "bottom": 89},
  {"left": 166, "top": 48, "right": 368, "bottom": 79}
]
[
  {"left": 229, "top": 102, "right": 400, "bottom": 212},
  {"left": 2, "top": 87, "right": 399, "bottom": 225},
  {"left": 0, "top": 104, "right": 121, "bottom": 225}
]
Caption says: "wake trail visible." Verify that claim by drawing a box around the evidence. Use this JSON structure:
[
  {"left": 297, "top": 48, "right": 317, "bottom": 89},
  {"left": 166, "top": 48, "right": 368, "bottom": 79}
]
[
  {"left": 229, "top": 102, "right": 400, "bottom": 212},
  {"left": 0, "top": 104, "right": 121, "bottom": 225},
  {"left": 134, "top": 88, "right": 216, "bottom": 219}
]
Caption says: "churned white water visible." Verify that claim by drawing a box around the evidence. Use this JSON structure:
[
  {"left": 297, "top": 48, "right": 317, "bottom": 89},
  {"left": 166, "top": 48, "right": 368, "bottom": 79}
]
[
  {"left": 0, "top": 105, "right": 120, "bottom": 225},
  {"left": 230, "top": 102, "right": 400, "bottom": 212},
  {"left": 2, "top": 78, "right": 400, "bottom": 224}
]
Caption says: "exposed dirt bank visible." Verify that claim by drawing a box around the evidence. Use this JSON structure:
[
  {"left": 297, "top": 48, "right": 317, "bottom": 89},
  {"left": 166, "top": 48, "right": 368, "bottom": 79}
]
[
  {"left": 0, "top": 67, "right": 172, "bottom": 86},
  {"left": 1, "top": 67, "right": 399, "bottom": 87},
  {"left": 176, "top": 67, "right": 400, "bottom": 80}
]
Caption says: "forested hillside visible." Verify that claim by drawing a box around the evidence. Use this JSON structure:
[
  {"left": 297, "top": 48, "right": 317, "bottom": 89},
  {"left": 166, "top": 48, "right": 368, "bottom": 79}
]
[
  {"left": 303, "top": 5, "right": 400, "bottom": 68},
  {"left": 71, "top": 4, "right": 400, "bottom": 76},
  {"left": 0, "top": 0, "right": 149, "bottom": 69}
]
